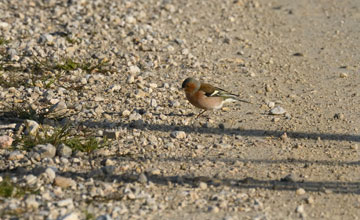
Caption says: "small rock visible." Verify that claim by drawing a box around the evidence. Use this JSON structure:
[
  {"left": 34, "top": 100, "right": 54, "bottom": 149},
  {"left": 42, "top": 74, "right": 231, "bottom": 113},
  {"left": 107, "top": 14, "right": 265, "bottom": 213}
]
[
  {"left": 148, "top": 83, "right": 157, "bottom": 88},
  {"left": 102, "top": 159, "right": 115, "bottom": 166},
  {"left": 164, "top": 142, "right": 174, "bottom": 149},
  {"left": 215, "top": 143, "right": 232, "bottom": 149},
  {"left": 94, "top": 96, "right": 104, "bottom": 102},
  {"left": 334, "top": 113, "right": 344, "bottom": 120},
  {"left": 170, "top": 131, "right": 186, "bottom": 139},
  {"left": 150, "top": 99, "right": 157, "bottom": 107},
  {"left": 57, "top": 143, "right": 73, "bottom": 157},
  {"left": 25, "top": 120, "right": 40, "bottom": 136},
  {"left": 150, "top": 169, "right": 161, "bottom": 175},
  {"left": 126, "top": 75, "right": 135, "bottom": 84},
  {"left": 272, "top": 117, "right": 280, "bottom": 122},
  {"left": 296, "top": 188, "right": 306, "bottom": 195},
  {"left": 54, "top": 176, "right": 76, "bottom": 188},
  {"left": 350, "top": 144, "right": 358, "bottom": 150},
  {"left": 38, "top": 33, "right": 54, "bottom": 44},
  {"left": 267, "top": 101, "right": 275, "bottom": 108},
  {"left": 94, "top": 106, "right": 104, "bottom": 115},
  {"left": 306, "top": 196, "right": 314, "bottom": 204},
  {"left": 25, "top": 174, "right": 37, "bottom": 185},
  {"left": 48, "top": 101, "right": 67, "bottom": 116},
  {"left": 170, "top": 100, "right": 180, "bottom": 107},
  {"left": 103, "top": 130, "right": 120, "bottom": 140},
  {"left": 34, "top": 143, "right": 56, "bottom": 158},
  {"left": 324, "top": 189, "right": 333, "bottom": 194},
  {"left": 57, "top": 198, "right": 74, "bottom": 207},
  {"left": 280, "top": 132, "right": 288, "bottom": 141},
  {"left": 265, "top": 84, "right": 272, "bottom": 92},
  {"left": 270, "top": 106, "right": 286, "bottom": 115},
  {"left": 8, "top": 151, "right": 24, "bottom": 160},
  {"left": 59, "top": 212, "right": 79, "bottom": 220},
  {"left": 138, "top": 173, "right": 148, "bottom": 184},
  {"left": 296, "top": 204, "right": 305, "bottom": 213},
  {"left": 0, "top": 136, "right": 13, "bottom": 148},
  {"left": 339, "top": 72, "right": 348, "bottom": 78},
  {"left": 0, "top": 22, "right": 10, "bottom": 30},
  {"left": 122, "top": 110, "right": 131, "bottom": 117},
  {"left": 96, "top": 215, "right": 113, "bottom": 220},
  {"left": 80, "top": 78, "right": 87, "bottom": 84},
  {"left": 102, "top": 166, "right": 115, "bottom": 175},
  {"left": 208, "top": 206, "right": 219, "bottom": 213},
  {"left": 125, "top": 15, "right": 136, "bottom": 24},
  {"left": 108, "top": 84, "right": 121, "bottom": 92},
  {"left": 25, "top": 195, "right": 39, "bottom": 209},
  {"left": 281, "top": 174, "right": 296, "bottom": 182},
  {"left": 199, "top": 182, "right": 208, "bottom": 190},
  {"left": 45, "top": 167, "right": 56, "bottom": 182},
  {"left": 128, "top": 65, "right": 140, "bottom": 74},
  {"left": 223, "top": 216, "right": 234, "bottom": 220},
  {"left": 285, "top": 113, "right": 291, "bottom": 119}
]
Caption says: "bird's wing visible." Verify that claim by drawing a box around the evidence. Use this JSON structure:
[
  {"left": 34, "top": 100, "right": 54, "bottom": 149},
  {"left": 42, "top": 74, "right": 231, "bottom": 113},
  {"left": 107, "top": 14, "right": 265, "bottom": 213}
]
[
  {"left": 200, "top": 83, "right": 251, "bottom": 104},
  {"left": 199, "top": 83, "right": 219, "bottom": 96}
]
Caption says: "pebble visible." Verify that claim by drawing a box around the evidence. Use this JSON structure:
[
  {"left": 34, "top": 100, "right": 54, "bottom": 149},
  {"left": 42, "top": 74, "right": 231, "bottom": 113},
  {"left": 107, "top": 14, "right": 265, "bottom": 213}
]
[
  {"left": 267, "top": 101, "right": 275, "bottom": 108},
  {"left": 170, "top": 100, "right": 180, "bottom": 107},
  {"left": 94, "top": 96, "right": 105, "bottom": 102},
  {"left": 0, "top": 21, "right": 10, "bottom": 29},
  {"left": 296, "top": 188, "right": 306, "bottom": 195},
  {"left": 150, "top": 99, "right": 158, "bottom": 107},
  {"left": 38, "top": 33, "right": 54, "bottom": 44},
  {"left": 25, "top": 195, "right": 40, "bottom": 209},
  {"left": 138, "top": 173, "right": 148, "bottom": 184},
  {"left": 49, "top": 101, "right": 67, "bottom": 116},
  {"left": 350, "top": 144, "right": 358, "bottom": 150},
  {"left": 129, "top": 65, "right": 140, "bottom": 74},
  {"left": 0, "top": 135, "right": 13, "bottom": 148},
  {"left": 339, "top": 72, "right": 348, "bottom": 78},
  {"left": 170, "top": 131, "right": 186, "bottom": 139},
  {"left": 269, "top": 106, "right": 286, "bottom": 115},
  {"left": 54, "top": 176, "right": 76, "bottom": 188},
  {"left": 34, "top": 143, "right": 57, "bottom": 158},
  {"left": 25, "top": 174, "right": 38, "bottom": 185},
  {"left": 96, "top": 215, "right": 113, "bottom": 220},
  {"left": 334, "top": 113, "right": 344, "bottom": 120},
  {"left": 45, "top": 167, "right": 56, "bottom": 182},
  {"left": 25, "top": 120, "right": 40, "bottom": 136},
  {"left": 122, "top": 110, "right": 131, "bottom": 117},
  {"left": 108, "top": 84, "right": 121, "bottom": 92},
  {"left": 57, "top": 198, "right": 74, "bottom": 207},
  {"left": 198, "top": 182, "right": 208, "bottom": 190},
  {"left": 103, "top": 130, "right": 121, "bottom": 140},
  {"left": 296, "top": 204, "right": 305, "bottom": 214},
  {"left": 59, "top": 212, "right": 79, "bottom": 220},
  {"left": 57, "top": 143, "right": 73, "bottom": 157},
  {"left": 126, "top": 75, "right": 135, "bottom": 84},
  {"left": 306, "top": 196, "right": 314, "bottom": 204},
  {"left": 8, "top": 151, "right": 24, "bottom": 160},
  {"left": 208, "top": 206, "right": 219, "bottom": 213}
]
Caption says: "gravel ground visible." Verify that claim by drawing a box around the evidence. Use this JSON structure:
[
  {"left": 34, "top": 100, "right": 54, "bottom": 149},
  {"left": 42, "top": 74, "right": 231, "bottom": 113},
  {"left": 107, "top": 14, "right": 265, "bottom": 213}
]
[{"left": 1, "top": 0, "right": 360, "bottom": 219}]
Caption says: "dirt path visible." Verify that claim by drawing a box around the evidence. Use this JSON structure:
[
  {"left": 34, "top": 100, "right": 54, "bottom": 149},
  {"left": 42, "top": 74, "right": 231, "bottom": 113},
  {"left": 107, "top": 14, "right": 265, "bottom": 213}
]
[{"left": 0, "top": 0, "right": 359, "bottom": 219}]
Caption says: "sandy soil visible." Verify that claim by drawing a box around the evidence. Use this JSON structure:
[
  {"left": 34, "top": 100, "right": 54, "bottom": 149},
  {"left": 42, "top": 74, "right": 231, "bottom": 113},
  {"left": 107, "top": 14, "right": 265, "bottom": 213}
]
[{"left": 1, "top": 0, "right": 360, "bottom": 219}]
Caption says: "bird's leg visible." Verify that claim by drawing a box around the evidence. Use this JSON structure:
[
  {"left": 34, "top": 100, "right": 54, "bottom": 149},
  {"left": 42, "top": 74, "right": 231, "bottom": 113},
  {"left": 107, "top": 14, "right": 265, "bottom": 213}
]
[{"left": 196, "top": 110, "right": 207, "bottom": 119}]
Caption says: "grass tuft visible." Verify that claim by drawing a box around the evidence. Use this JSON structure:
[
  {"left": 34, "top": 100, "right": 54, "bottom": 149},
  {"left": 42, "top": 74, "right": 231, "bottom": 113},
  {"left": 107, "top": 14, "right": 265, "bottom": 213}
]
[{"left": 0, "top": 176, "right": 38, "bottom": 198}]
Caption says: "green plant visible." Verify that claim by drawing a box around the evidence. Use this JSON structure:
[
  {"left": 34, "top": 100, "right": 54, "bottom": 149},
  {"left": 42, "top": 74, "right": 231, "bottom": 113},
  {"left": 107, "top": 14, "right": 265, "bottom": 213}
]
[
  {"left": 0, "top": 176, "right": 37, "bottom": 198},
  {"left": 84, "top": 210, "right": 95, "bottom": 220},
  {"left": 0, "top": 37, "right": 10, "bottom": 46}
]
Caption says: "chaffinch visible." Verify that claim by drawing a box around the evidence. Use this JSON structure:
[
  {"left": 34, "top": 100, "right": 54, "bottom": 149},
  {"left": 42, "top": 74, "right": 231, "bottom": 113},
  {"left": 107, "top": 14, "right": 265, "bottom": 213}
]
[{"left": 181, "top": 77, "right": 251, "bottom": 118}]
